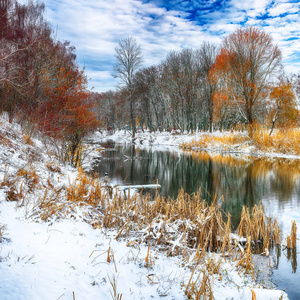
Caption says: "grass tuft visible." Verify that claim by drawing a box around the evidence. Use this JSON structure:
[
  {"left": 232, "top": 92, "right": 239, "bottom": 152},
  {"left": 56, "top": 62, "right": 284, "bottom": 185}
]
[{"left": 286, "top": 220, "right": 297, "bottom": 249}]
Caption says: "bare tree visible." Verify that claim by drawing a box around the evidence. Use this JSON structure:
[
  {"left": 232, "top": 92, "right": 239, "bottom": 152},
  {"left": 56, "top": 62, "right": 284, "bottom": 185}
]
[
  {"left": 196, "top": 42, "right": 217, "bottom": 132},
  {"left": 114, "top": 37, "right": 143, "bottom": 138},
  {"left": 212, "top": 27, "right": 282, "bottom": 136}
]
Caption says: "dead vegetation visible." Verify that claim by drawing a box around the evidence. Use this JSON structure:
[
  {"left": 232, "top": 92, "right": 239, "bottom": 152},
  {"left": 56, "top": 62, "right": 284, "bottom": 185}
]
[
  {"left": 181, "top": 133, "right": 249, "bottom": 151},
  {"left": 0, "top": 164, "right": 286, "bottom": 299},
  {"left": 0, "top": 118, "right": 294, "bottom": 299},
  {"left": 286, "top": 220, "right": 297, "bottom": 250},
  {"left": 252, "top": 128, "right": 300, "bottom": 155},
  {"left": 180, "top": 127, "right": 300, "bottom": 156}
]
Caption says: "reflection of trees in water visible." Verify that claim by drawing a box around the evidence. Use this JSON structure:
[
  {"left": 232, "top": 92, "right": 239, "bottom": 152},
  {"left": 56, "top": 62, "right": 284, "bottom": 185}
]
[
  {"left": 93, "top": 143, "right": 300, "bottom": 227},
  {"left": 188, "top": 152, "right": 300, "bottom": 212},
  {"left": 93, "top": 144, "right": 300, "bottom": 281}
]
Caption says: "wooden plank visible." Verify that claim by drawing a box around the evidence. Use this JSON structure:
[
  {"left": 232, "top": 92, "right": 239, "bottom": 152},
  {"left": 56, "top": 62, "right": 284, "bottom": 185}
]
[{"left": 115, "top": 184, "right": 161, "bottom": 190}]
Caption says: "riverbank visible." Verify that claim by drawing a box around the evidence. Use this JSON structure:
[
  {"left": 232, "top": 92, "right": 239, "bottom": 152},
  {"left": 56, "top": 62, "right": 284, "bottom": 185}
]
[
  {"left": 0, "top": 115, "right": 289, "bottom": 299},
  {"left": 91, "top": 128, "right": 300, "bottom": 160}
]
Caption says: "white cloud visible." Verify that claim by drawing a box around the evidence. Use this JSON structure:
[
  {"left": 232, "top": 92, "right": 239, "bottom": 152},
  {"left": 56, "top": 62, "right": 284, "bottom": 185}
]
[
  {"left": 230, "top": 0, "right": 272, "bottom": 17},
  {"left": 42, "top": 0, "right": 300, "bottom": 92},
  {"left": 268, "top": 2, "right": 299, "bottom": 17}
]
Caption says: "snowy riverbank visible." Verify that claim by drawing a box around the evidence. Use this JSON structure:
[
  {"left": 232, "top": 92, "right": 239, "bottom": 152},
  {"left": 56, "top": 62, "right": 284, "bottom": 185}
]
[
  {"left": 0, "top": 116, "right": 289, "bottom": 299},
  {"left": 91, "top": 129, "right": 300, "bottom": 161}
]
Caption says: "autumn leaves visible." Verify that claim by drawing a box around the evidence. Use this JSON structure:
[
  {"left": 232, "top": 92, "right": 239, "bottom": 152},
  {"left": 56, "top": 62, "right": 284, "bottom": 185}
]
[
  {"left": 0, "top": 0, "right": 98, "bottom": 164},
  {"left": 210, "top": 27, "right": 285, "bottom": 137}
]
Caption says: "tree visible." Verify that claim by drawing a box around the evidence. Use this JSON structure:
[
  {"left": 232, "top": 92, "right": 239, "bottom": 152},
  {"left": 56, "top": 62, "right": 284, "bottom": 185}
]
[
  {"left": 162, "top": 49, "right": 200, "bottom": 132},
  {"left": 38, "top": 67, "right": 98, "bottom": 164},
  {"left": 212, "top": 27, "right": 282, "bottom": 136},
  {"left": 133, "top": 65, "right": 170, "bottom": 131},
  {"left": 196, "top": 42, "right": 217, "bottom": 132},
  {"left": 114, "top": 36, "right": 143, "bottom": 138},
  {"left": 0, "top": 0, "right": 50, "bottom": 119},
  {"left": 268, "top": 81, "right": 298, "bottom": 135}
]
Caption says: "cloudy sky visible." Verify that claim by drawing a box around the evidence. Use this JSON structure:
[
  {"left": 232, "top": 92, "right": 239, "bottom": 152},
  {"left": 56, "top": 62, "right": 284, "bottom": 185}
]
[{"left": 42, "top": 0, "right": 300, "bottom": 93}]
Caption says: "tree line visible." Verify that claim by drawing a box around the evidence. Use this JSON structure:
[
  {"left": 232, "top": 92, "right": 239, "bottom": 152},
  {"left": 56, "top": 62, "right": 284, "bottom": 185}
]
[
  {"left": 1, "top": 0, "right": 299, "bottom": 154},
  {"left": 95, "top": 28, "right": 300, "bottom": 137},
  {"left": 0, "top": 0, "right": 98, "bottom": 164}
]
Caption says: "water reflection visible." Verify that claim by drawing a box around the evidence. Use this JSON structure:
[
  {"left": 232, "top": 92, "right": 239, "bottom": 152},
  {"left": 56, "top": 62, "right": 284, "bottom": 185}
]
[
  {"left": 92, "top": 142, "right": 300, "bottom": 299},
  {"left": 93, "top": 144, "right": 300, "bottom": 226}
]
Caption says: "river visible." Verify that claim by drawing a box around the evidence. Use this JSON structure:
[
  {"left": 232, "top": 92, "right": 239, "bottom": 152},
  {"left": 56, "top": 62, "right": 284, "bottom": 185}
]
[{"left": 92, "top": 141, "right": 300, "bottom": 300}]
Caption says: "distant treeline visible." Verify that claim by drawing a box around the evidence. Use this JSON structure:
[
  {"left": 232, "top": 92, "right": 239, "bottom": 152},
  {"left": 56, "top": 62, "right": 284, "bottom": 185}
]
[
  {"left": 1, "top": 0, "right": 300, "bottom": 145},
  {"left": 93, "top": 29, "right": 300, "bottom": 136}
]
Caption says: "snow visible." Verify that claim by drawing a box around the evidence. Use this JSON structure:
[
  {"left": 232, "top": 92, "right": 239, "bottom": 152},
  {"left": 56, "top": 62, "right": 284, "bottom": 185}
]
[
  {"left": 92, "top": 129, "right": 300, "bottom": 160},
  {"left": 0, "top": 114, "right": 289, "bottom": 299}
]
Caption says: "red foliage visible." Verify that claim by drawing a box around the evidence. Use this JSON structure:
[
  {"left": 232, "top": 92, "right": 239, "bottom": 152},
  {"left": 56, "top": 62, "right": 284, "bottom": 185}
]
[
  {"left": 210, "top": 27, "right": 282, "bottom": 132},
  {"left": 37, "top": 68, "right": 98, "bottom": 140}
]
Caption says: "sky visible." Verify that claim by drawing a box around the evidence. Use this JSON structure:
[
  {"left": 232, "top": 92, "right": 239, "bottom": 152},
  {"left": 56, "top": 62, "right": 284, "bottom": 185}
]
[{"left": 41, "top": 0, "right": 300, "bottom": 93}]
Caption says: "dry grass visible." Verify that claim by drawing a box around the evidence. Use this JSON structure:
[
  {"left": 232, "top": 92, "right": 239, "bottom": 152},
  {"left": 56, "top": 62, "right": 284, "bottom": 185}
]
[
  {"left": 1, "top": 165, "right": 40, "bottom": 204},
  {"left": 181, "top": 133, "right": 249, "bottom": 150},
  {"left": 0, "top": 133, "right": 13, "bottom": 148},
  {"left": 2, "top": 165, "right": 282, "bottom": 299},
  {"left": 235, "top": 236, "right": 254, "bottom": 278},
  {"left": 23, "top": 134, "right": 34, "bottom": 146},
  {"left": 286, "top": 220, "right": 297, "bottom": 249},
  {"left": 237, "top": 204, "right": 281, "bottom": 250},
  {"left": 44, "top": 176, "right": 278, "bottom": 298},
  {"left": 252, "top": 128, "right": 300, "bottom": 155},
  {"left": 0, "top": 224, "right": 4, "bottom": 243},
  {"left": 46, "top": 162, "right": 62, "bottom": 173},
  {"left": 181, "top": 127, "right": 300, "bottom": 156}
]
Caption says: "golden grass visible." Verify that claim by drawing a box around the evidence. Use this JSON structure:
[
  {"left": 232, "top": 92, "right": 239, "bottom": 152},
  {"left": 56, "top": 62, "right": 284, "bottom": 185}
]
[
  {"left": 235, "top": 236, "right": 254, "bottom": 278},
  {"left": 30, "top": 170, "right": 281, "bottom": 255},
  {"left": 46, "top": 162, "right": 62, "bottom": 173},
  {"left": 251, "top": 289, "right": 257, "bottom": 300},
  {"left": 237, "top": 204, "right": 281, "bottom": 249},
  {"left": 286, "top": 220, "right": 297, "bottom": 249},
  {"left": 181, "top": 127, "right": 300, "bottom": 156},
  {"left": 23, "top": 134, "right": 34, "bottom": 146},
  {"left": 1, "top": 165, "right": 40, "bottom": 204},
  {"left": 181, "top": 133, "right": 248, "bottom": 150},
  {"left": 2, "top": 165, "right": 283, "bottom": 299},
  {"left": 252, "top": 128, "right": 300, "bottom": 155}
]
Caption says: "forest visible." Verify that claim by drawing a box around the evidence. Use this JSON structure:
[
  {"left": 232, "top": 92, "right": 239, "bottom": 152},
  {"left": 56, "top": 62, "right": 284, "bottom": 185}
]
[
  {"left": 98, "top": 34, "right": 300, "bottom": 137},
  {"left": 0, "top": 0, "right": 98, "bottom": 164},
  {"left": 1, "top": 2, "right": 299, "bottom": 299},
  {"left": 1, "top": 0, "right": 300, "bottom": 158}
]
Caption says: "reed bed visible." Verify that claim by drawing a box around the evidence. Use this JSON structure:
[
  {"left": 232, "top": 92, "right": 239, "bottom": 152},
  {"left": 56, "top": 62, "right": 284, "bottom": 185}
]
[
  {"left": 252, "top": 128, "right": 300, "bottom": 155},
  {"left": 42, "top": 174, "right": 281, "bottom": 297},
  {"left": 286, "top": 220, "right": 297, "bottom": 250},
  {"left": 1, "top": 167, "right": 283, "bottom": 299},
  {"left": 237, "top": 205, "right": 281, "bottom": 250},
  {"left": 181, "top": 127, "right": 300, "bottom": 155},
  {"left": 181, "top": 134, "right": 248, "bottom": 151}
]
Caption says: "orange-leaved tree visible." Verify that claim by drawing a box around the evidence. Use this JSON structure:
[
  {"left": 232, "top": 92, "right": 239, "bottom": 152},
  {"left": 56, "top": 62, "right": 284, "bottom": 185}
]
[
  {"left": 38, "top": 67, "right": 98, "bottom": 164},
  {"left": 212, "top": 90, "right": 231, "bottom": 131},
  {"left": 268, "top": 82, "right": 299, "bottom": 135},
  {"left": 211, "top": 27, "right": 282, "bottom": 137}
]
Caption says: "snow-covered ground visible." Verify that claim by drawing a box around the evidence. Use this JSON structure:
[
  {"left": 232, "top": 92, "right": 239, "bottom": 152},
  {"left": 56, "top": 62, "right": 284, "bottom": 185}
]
[
  {"left": 91, "top": 129, "right": 214, "bottom": 148},
  {"left": 91, "top": 129, "right": 300, "bottom": 160},
  {"left": 0, "top": 115, "right": 289, "bottom": 299}
]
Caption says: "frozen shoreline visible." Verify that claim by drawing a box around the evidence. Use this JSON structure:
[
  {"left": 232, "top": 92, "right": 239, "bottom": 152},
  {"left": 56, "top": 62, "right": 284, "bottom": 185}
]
[
  {"left": 0, "top": 117, "right": 290, "bottom": 299},
  {"left": 90, "top": 129, "right": 300, "bottom": 161}
]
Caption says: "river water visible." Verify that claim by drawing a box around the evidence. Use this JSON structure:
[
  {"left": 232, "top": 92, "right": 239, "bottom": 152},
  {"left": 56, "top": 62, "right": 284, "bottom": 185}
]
[{"left": 92, "top": 141, "right": 300, "bottom": 299}]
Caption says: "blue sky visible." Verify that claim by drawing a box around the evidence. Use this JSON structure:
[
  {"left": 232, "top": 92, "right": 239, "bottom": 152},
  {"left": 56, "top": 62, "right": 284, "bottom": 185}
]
[{"left": 41, "top": 0, "right": 300, "bottom": 92}]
